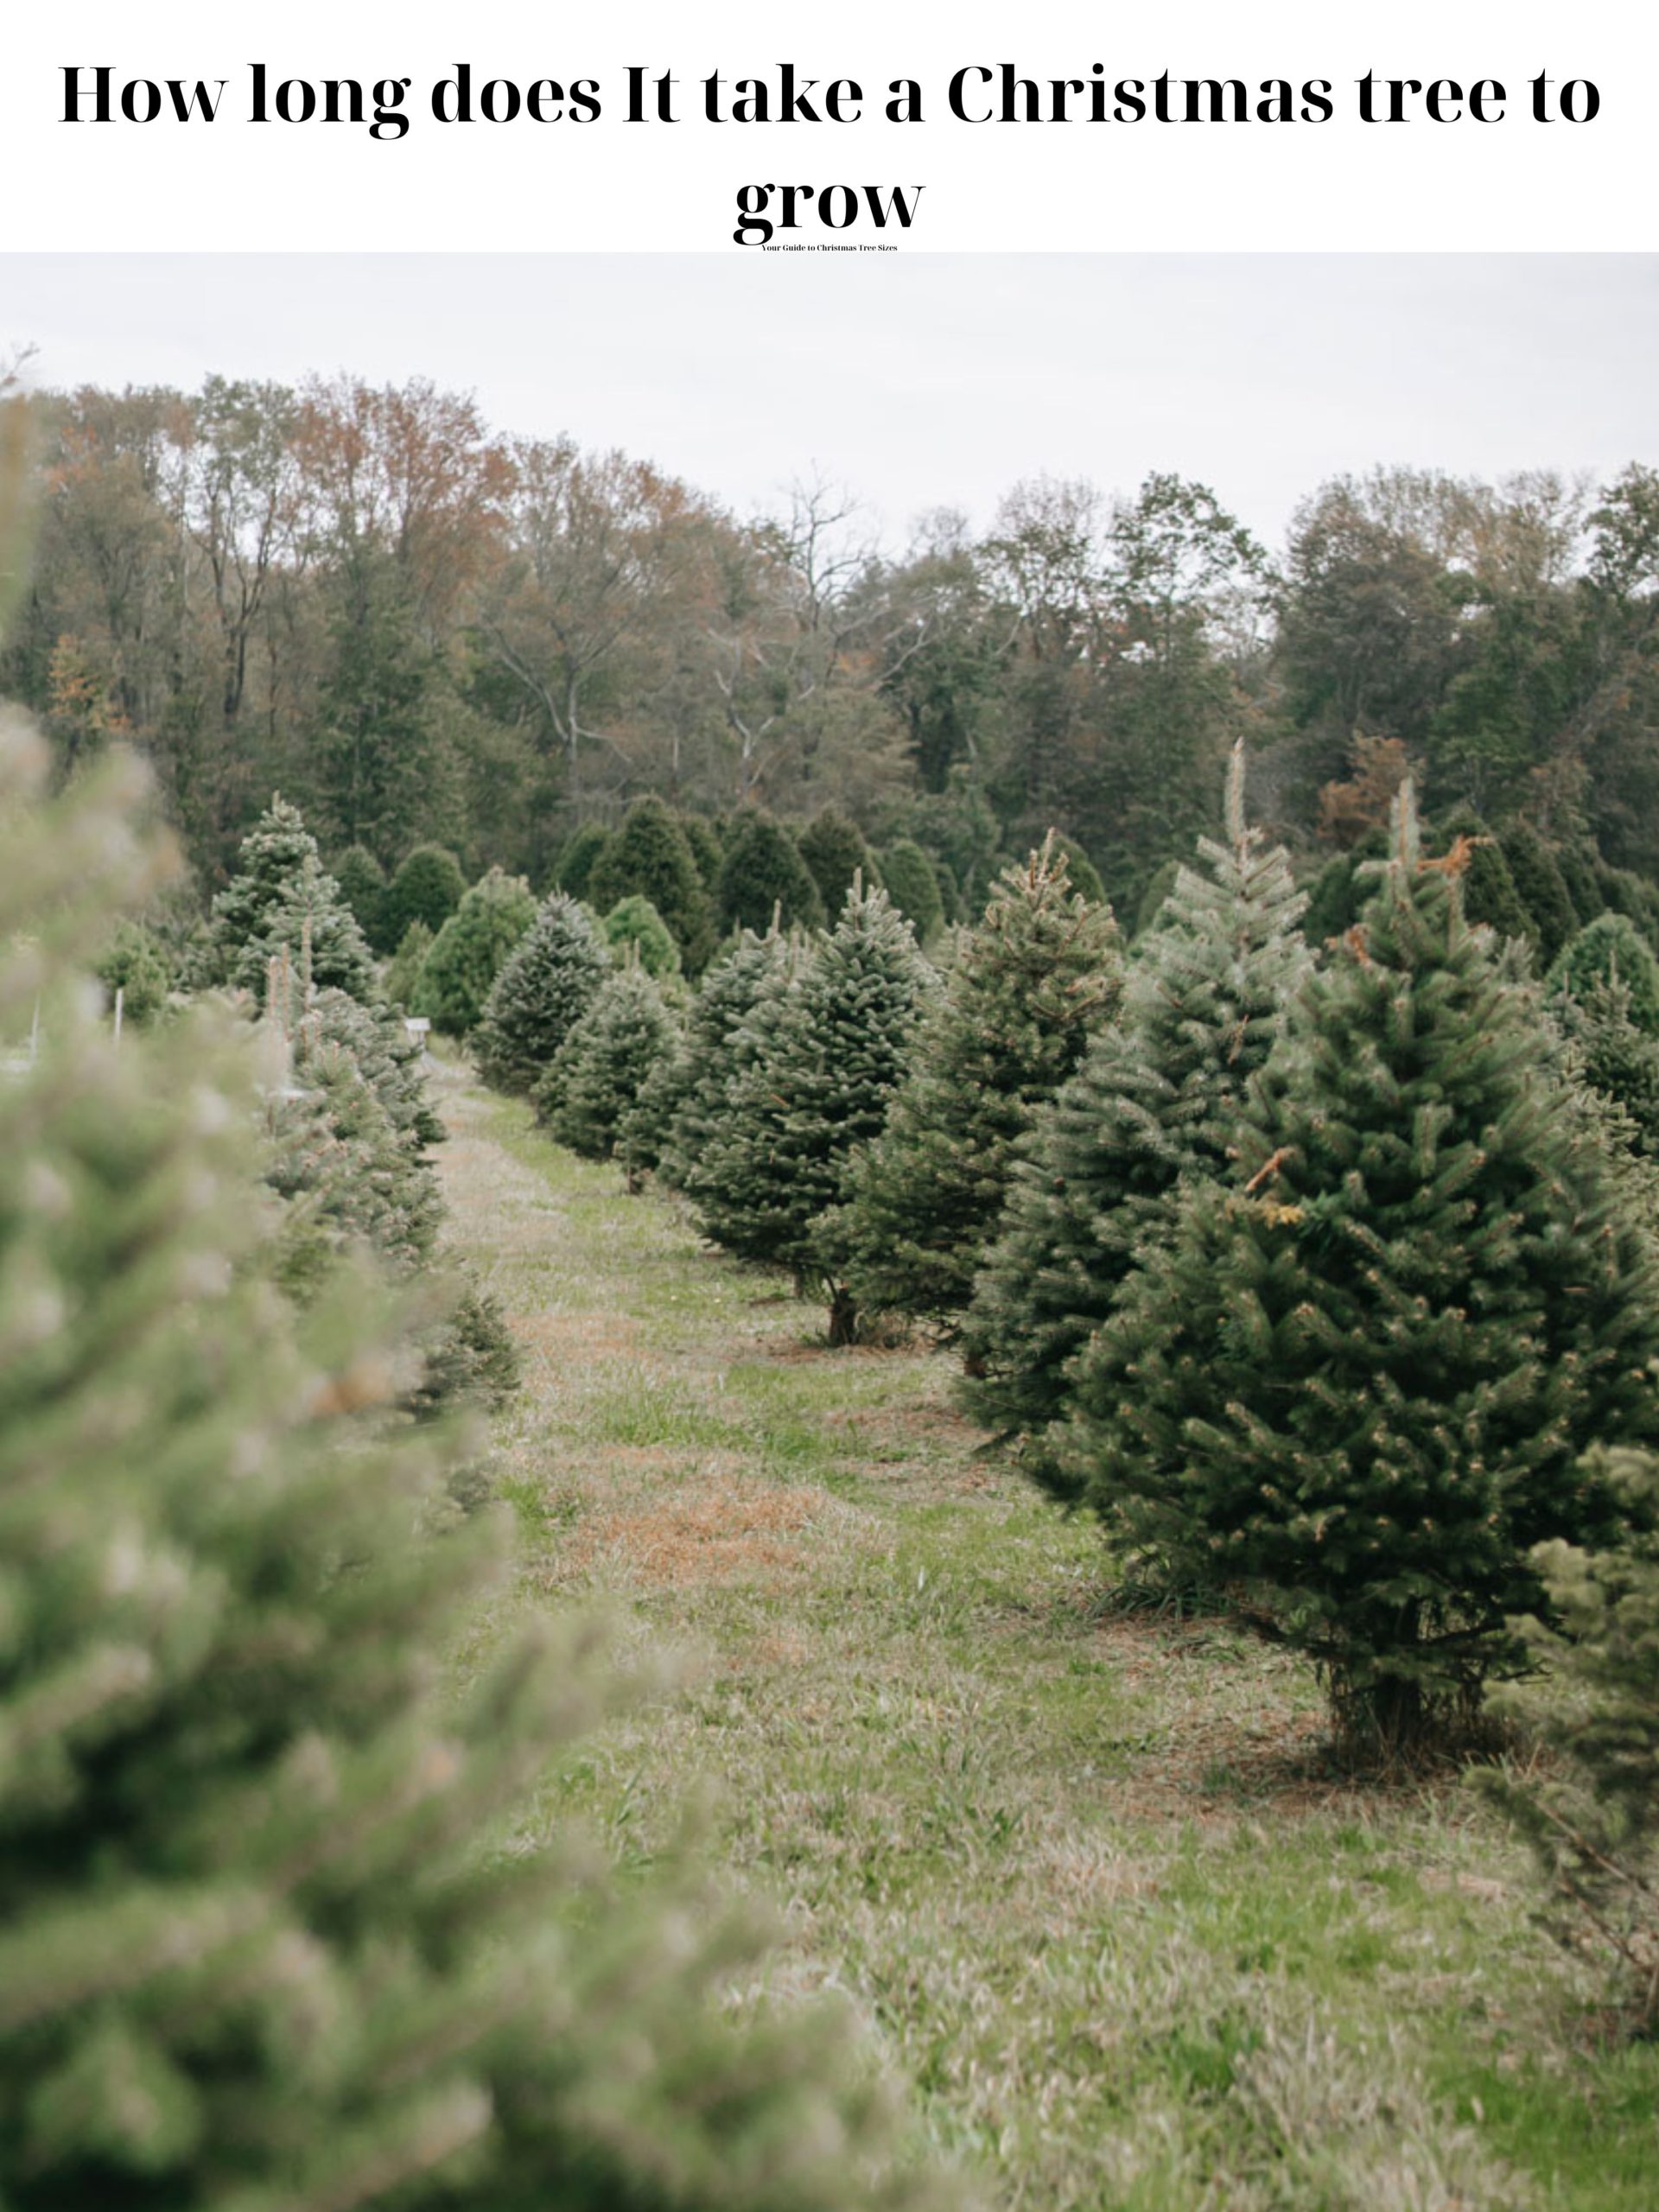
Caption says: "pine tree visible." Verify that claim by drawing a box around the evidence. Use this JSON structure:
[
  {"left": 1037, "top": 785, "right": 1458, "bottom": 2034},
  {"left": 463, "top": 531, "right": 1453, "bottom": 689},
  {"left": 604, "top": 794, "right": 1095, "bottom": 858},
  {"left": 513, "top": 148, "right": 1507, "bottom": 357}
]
[
  {"left": 823, "top": 842, "right": 1122, "bottom": 1332},
  {"left": 536, "top": 963, "right": 681, "bottom": 1184},
  {"left": 241, "top": 849, "right": 378, "bottom": 1006},
  {"left": 384, "top": 917, "right": 434, "bottom": 1011},
  {"left": 1438, "top": 806, "right": 1534, "bottom": 946},
  {"left": 200, "top": 794, "right": 324, "bottom": 984},
  {"left": 1551, "top": 912, "right": 1659, "bottom": 1034},
  {"left": 798, "top": 807, "right": 883, "bottom": 917},
  {"left": 0, "top": 722, "right": 950, "bottom": 2212},
  {"left": 679, "top": 810, "right": 725, "bottom": 894},
  {"left": 382, "top": 841, "right": 467, "bottom": 946},
  {"left": 695, "top": 887, "right": 934, "bottom": 1341},
  {"left": 716, "top": 810, "right": 824, "bottom": 935},
  {"left": 659, "top": 925, "right": 798, "bottom": 1195},
  {"left": 554, "top": 819, "right": 610, "bottom": 901},
  {"left": 588, "top": 795, "right": 715, "bottom": 974},
  {"left": 95, "top": 919, "right": 172, "bottom": 1026},
  {"left": 332, "top": 841, "right": 390, "bottom": 949},
  {"left": 961, "top": 747, "right": 1310, "bottom": 1494},
  {"left": 472, "top": 891, "right": 611, "bottom": 1094},
  {"left": 1499, "top": 819, "right": 1579, "bottom": 965},
  {"left": 1063, "top": 787, "right": 1659, "bottom": 1754},
  {"left": 877, "top": 837, "right": 946, "bottom": 943},
  {"left": 412, "top": 866, "right": 537, "bottom": 1035}
]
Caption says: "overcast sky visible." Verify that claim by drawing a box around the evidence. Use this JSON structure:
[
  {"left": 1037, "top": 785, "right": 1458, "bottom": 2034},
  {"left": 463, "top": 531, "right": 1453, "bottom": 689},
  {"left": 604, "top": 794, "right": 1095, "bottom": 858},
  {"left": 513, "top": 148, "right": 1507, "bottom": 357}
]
[{"left": 3, "top": 254, "right": 1653, "bottom": 555}]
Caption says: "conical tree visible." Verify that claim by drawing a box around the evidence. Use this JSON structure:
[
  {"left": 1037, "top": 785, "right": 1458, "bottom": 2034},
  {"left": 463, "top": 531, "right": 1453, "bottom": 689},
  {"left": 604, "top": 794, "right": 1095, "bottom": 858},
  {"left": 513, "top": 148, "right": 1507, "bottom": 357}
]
[
  {"left": 877, "top": 837, "right": 945, "bottom": 943},
  {"left": 382, "top": 841, "right": 467, "bottom": 947},
  {"left": 1499, "top": 819, "right": 1579, "bottom": 965},
  {"left": 412, "top": 866, "right": 537, "bottom": 1036},
  {"left": 695, "top": 885, "right": 934, "bottom": 1341},
  {"left": 797, "top": 807, "right": 883, "bottom": 918},
  {"left": 588, "top": 795, "right": 715, "bottom": 974},
  {"left": 331, "top": 841, "right": 389, "bottom": 948},
  {"left": 473, "top": 890, "right": 612, "bottom": 1094},
  {"left": 715, "top": 810, "right": 824, "bottom": 936},
  {"left": 240, "top": 849, "right": 378, "bottom": 1006},
  {"left": 200, "top": 794, "right": 323, "bottom": 983},
  {"left": 1551, "top": 912, "right": 1659, "bottom": 1035},
  {"left": 536, "top": 963, "right": 681, "bottom": 1185},
  {"left": 961, "top": 746, "right": 1310, "bottom": 1494},
  {"left": 823, "top": 842, "right": 1122, "bottom": 1332},
  {"left": 0, "top": 709, "right": 951, "bottom": 2212},
  {"left": 1063, "top": 785, "right": 1659, "bottom": 1755},
  {"left": 601, "top": 893, "right": 681, "bottom": 979},
  {"left": 659, "top": 925, "right": 798, "bottom": 1195}
]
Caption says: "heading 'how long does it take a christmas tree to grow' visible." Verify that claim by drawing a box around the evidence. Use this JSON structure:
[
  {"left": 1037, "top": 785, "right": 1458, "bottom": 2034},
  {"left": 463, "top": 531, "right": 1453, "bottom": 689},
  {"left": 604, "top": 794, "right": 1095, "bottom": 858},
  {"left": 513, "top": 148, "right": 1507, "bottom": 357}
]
[{"left": 60, "top": 58, "right": 1605, "bottom": 245}]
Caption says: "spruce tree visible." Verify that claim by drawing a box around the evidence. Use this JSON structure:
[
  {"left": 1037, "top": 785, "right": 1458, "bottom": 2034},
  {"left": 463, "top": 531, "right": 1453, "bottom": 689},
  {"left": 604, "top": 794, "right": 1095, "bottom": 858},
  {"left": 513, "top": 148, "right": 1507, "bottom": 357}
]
[
  {"left": 715, "top": 810, "right": 824, "bottom": 935},
  {"left": 0, "top": 724, "right": 950, "bottom": 2212},
  {"left": 588, "top": 795, "right": 715, "bottom": 974},
  {"left": 472, "top": 890, "right": 611, "bottom": 1094},
  {"left": 961, "top": 747, "right": 1310, "bottom": 1494},
  {"left": 95, "top": 919, "right": 172, "bottom": 1027},
  {"left": 1438, "top": 806, "right": 1534, "bottom": 946},
  {"left": 332, "top": 841, "right": 390, "bottom": 949},
  {"left": 241, "top": 849, "right": 378, "bottom": 1006},
  {"left": 601, "top": 893, "right": 682, "bottom": 979},
  {"left": 201, "top": 796, "right": 329, "bottom": 987},
  {"left": 1499, "top": 819, "right": 1579, "bottom": 965},
  {"left": 824, "top": 842, "right": 1122, "bottom": 1332},
  {"left": 536, "top": 963, "right": 681, "bottom": 1185},
  {"left": 695, "top": 887, "right": 934, "bottom": 1341},
  {"left": 1551, "top": 912, "right": 1659, "bottom": 1034},
  {"left": 412, "top": 866, "right": 537, "bottom": 1035},
  {"left": 1063, "top": 787, "right": 1659, "bottom": 1754},
  {"left": 383, "top": 918, "right": 433, "bottom": 1011},
  {"left": 679, "top": 810, "right": 726, "bottom": 894},
  {"left": 554, "top": 819, "right": 610, "bottom": 901}
]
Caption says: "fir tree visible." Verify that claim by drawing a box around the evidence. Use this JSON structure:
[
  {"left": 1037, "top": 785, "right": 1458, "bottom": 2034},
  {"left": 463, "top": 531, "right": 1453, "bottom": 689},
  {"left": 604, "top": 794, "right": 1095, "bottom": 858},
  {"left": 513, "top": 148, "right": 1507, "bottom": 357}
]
[
  {"left": 536, "top": 963, "right": 681, "bottom": 1185},
  {"left": 679, "top": 810, "right": 725, "bottom": 893},
  {"left": 1045, "top": 833, "right": 1107, "bottom": 906},
  {"left": 695, "top": 887, "right": 934, "bottom": 1341},
  {"left": 1437, "top": 807, "right": 1533, "bottom": 946},
  {"left": 240, "top": 849, "right": 378, "bottom": 1006},
  {"left": 798, "top": 807, "right": 883, "bottom": 917},
  {"left": 1479, "top": 1446, "right": 1659, "bottom": 2030},
  {"left": 472, "top": 890, "right": 611, "bottom": 1094},
  {"left": 1499, "top": 819, "right": 1579, "bottom": 966},
  {"left": 96, "top": 919, "right": 172, "bottom": 1027},
  {"left": 961, "top": 747, "right": 1310, "bottom": 1494},
  {"left": 412, "top": 866, "right": 537, "bottom": 1035},
  {"left": 588, "top": 795, "right": 715, "bottom": 974},
  {"left": 659, "top": 925, "right": 798, "bottom": 1195},
  {"left": 554, "top": 819, "right": 610, "bottom": 901},
  {"left": 1063, "top": 787, "right": 1659, "bottom": 1754},
  {"left": 1550, "top": 912, "right": 1659, "bottom": 1034},
  {"left": 716, "top": 810, "right": 824, "bottom": 936},
  {"left": 200, "top": 793, "right": 322, "bottom": 984},
  {"left": 383, "top": 917, "right": 433, "bottom": 1011},
  {"left": 332, "top": 841, "right": 390, "bottom": 949},
  {"left": 823, "top": 842, "right": 1122, "bottom": 1332},
  {"left": 382, "top": 841, "right": 467, "bottom": 946},
  {"left": 0, "top": 722, "right": 950, "bottom": 2212},
  {"left": 601, "top": 893, "right": 682, "bottom": 979},
  {"left": 877, "top": 837, "right": 946, "bottom": 943}
]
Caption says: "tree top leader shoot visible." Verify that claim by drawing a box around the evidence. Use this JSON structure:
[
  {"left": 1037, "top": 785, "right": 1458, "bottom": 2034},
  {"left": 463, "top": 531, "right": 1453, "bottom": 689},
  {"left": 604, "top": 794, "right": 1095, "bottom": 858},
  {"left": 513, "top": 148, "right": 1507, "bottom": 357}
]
[{"left": 947, "top": 67, "right": 1336, "bottom": 124}]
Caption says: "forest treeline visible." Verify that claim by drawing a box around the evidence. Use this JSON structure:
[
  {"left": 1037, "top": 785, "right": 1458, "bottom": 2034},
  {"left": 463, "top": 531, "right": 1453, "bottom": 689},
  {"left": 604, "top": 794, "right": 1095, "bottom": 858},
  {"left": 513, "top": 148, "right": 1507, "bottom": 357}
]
[{"left": 7, "top": 372, "right": 1658, "bottom": 929}]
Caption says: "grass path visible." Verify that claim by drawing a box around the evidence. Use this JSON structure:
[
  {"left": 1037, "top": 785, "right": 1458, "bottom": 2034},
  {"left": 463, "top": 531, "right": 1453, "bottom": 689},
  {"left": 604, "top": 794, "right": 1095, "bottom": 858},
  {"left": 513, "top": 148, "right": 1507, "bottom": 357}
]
[{"left": 433, "top": 1064, "right": 1659, "bottom": 2212}]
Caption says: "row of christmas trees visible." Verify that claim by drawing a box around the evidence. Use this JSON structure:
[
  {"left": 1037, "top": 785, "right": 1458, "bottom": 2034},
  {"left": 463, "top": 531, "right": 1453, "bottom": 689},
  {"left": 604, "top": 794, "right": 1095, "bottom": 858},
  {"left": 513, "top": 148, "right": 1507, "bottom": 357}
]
[{"left": 457, "top": 749, "right": 1659, "bottom": 1802}]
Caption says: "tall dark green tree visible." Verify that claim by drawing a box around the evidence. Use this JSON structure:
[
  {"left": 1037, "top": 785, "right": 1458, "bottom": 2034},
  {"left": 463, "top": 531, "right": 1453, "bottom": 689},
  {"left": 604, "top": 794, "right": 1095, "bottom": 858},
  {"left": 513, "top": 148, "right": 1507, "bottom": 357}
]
[
  {"left": 659, "top": 925, "right": 798, "bottom": 1195},
  {"left": 715, "top": 810, "right": 824, "bottom": 935},
  {"left": 961, "top": 747, "right": 1310, "bottom": 1493},
  {"left": 312, "top": 539, "right": 437, "bottom": 863},
  {"left": 876, "top": 837, "right": 946, "bottom": 943},
  {"left": 588, "top": 795, "right": 715, "bottom": 972},
  {"left": 412, "top": 866, "right": 537, "bottom": 1035},
  {"left": 797, "top": 807, "right": 882, "bottom": 918},
  {"left": 824, "top": 843, "right": 1122, "bottom": 1332},
  {"left": 537, "top": 963, "right": 681, "bottom": 1185},
  {"left": 1063, "top": 788, "right": 1659, "bottom": 1753},
  {"left": 382, "top": 842, "right": 467, "bottom": 947},
  {"left": 473, "top": 890, "right": 612, "bottom": 1094},
  {"left": 694, "top": 886, "right": 934, "bottom": 1341}
]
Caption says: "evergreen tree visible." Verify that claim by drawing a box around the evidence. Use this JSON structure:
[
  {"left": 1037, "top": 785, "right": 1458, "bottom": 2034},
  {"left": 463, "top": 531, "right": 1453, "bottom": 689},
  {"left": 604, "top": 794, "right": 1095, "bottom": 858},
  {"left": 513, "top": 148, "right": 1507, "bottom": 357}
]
[
  {"left": 1550, "top": 912, "right": 1659, "bottom": 1034},
  {"left": 200, "top": 794, "right": 321, "bottom": 984},
  {"left": 1063, "top": 787, "right": 1659, "bottom": 1754},
  {"left": 962, "top": 747, "right": 1310, "bottom": 1494},
  {"left": 695, "top": 887, "right": 934, "bottom": 1341},
  {"left": 679, "top": 810, "right": 725, "bottom": 894},
  {"left": 601, "top": 893, "right": 682, "bottom": 979},
  {"left": 824, "top": 843, "right": 1122, "bottom": 1331},
  {"left": 241, "top": 849, "right": 378, "bottom": 1006},
  {"left": 588, "top": 795, "right": 715, "bottom": 973},
  {"left": 659, "top": 926, "right": 798, "bottom": 1194},
  {"left": 0, "top": 725, "right": 949, "bottom": 2212},
  {"left": 412, "top": 867, "right": 537, "bottom": 1035},
  {"left": 332, "top": 841, "right": 390, "bottom": 949},
  {"left": 1499, "top": 819, "right": 1579, "bottom": 965},
  {"left": 1553, "top": 973, "right": 1659, "bottom": 1163},
  {"left": 536, "top": 963, "right": 681, "bottom": 1185},
  {"left": 383, "top": 917, "right": 434, "bottom": 1011},
  {"left": 1479, "top": 1446, "right": 1659, "bottom": 2030},
  {"left": 877, "top": 837, "right": 946, "bottom": 943},
  {"left": 716, "top": 810, "right": 824, "bottom": 936},
  {"left": 382, "top": 842, "right": 467, "bottom": 946},
  {"left": 797, "top": 807, "right": 883, "bottom": 917},
  {"left": 554, "top": 819, "right": 610, "bottom": 901},
  {"left": 1046, "top": 833, "right": 1107, "bottom": 906},
  {"left": 1437, "top": 807, "right": 1533, "bottom": 946},
  {"left": 472, "top": 891, "right": 611, "bottom": 1094},
  {"left": 96, "top": 919, "right": 172, "bottom": 1027}
]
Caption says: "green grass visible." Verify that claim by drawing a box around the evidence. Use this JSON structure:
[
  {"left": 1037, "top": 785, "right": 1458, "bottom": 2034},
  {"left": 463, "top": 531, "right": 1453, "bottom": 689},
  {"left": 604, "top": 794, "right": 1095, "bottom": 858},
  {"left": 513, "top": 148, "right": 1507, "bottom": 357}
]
[{"left": 436, "top": 1071, "right": 1659, "bottom": 2211}]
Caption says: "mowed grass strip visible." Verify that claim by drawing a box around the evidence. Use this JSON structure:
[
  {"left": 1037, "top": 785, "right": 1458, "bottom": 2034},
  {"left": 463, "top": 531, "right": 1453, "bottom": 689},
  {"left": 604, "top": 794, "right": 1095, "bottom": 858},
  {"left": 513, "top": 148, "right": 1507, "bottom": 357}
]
[{"left": 433, "top": 1064, "right": 1659, "bottom": 2212}]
